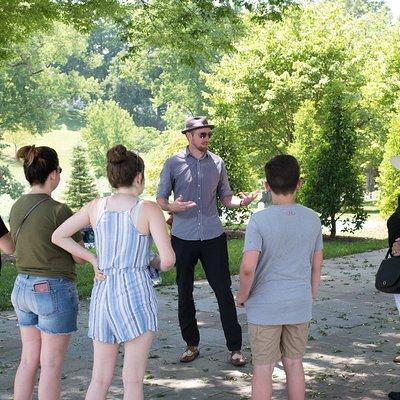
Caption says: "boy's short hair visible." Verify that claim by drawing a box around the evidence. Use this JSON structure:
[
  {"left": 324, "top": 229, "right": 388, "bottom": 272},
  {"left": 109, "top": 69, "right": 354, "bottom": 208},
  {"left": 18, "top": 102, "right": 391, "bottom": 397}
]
[{"left": 264, "top": 155, "right": 300, "bottom": 195}]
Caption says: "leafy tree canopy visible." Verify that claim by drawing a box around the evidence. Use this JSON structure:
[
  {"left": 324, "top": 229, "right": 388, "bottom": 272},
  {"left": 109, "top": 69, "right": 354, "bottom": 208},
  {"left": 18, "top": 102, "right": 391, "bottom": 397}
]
[
  {"left": 81, "top": 99, "right": 153, "bottom": 177},
  {"left": 0, "top": 0, "right": 127, "bottom": 62},
  {"left": 290, "top": 83, "right": 367, "bottom": 237},
  {"left": 0, "top": 23, "right": 101, "bottom": 135},
  {"left": 378, "top": 103, "right": 400, "bottom": 218},
  {"left": 206, "top": 0, "right": 390, "bottom": 172}
]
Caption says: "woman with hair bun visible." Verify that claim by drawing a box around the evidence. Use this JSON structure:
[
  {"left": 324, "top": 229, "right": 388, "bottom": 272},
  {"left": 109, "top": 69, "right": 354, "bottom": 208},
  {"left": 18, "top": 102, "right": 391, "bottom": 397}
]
[
  {"left": 9, "top": 145, "right": 86, "bottom": 400},
  {"left": 52, "top": 144, "right": 175, "bottom": 400}
]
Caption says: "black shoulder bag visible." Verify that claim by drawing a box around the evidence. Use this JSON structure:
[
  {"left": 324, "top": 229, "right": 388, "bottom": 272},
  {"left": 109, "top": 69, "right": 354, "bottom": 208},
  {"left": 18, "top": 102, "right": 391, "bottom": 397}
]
[{"left": 375, "top": 249, "right": 400, "bottom": 294}]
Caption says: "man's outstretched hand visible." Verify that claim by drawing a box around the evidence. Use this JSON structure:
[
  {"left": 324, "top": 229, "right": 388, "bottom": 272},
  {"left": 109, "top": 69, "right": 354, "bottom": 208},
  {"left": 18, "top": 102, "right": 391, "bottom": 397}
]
[
  {"left": 239, "top": 190, "right": 260, "bottom": 207},
  {"left": 170, "top": 195, "right": 197, "bottom": 213}
]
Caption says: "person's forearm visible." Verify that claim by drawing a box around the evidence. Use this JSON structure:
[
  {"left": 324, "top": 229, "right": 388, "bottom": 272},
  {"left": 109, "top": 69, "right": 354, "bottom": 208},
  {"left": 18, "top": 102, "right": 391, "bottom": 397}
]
[
  {"left": 311, "top": 251, "right": 323, "bottom": 299},
  {"left": 156, "top": 197, "right": 172, "bottom": 212},
  {"left": 311, "top": 266, "right": 322, "bottom": 299},
  {"left": 53, "top": 236, "right": 96, "bottom": 265},
  {"left": 238, "top": 266, "right": 255, "bottom": 300},
  {"left": 0, "top": 233, "right": 14, "bottom": 255},
  {"left": 72, "top": 241, "right": 88, "bottom": 265}
]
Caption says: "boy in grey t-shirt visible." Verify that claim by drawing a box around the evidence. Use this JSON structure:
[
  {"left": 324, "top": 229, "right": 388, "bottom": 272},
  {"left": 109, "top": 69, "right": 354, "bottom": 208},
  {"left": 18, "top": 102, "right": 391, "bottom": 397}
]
[{"left": 236, "top": 155, "right": 323, "bottom": 400}]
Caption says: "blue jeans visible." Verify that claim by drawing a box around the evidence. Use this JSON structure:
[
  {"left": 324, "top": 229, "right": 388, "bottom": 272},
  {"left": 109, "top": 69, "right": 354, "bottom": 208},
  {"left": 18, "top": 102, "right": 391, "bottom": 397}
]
[{"left": 11, "top": 274, "right": 79, "bottom": 335}]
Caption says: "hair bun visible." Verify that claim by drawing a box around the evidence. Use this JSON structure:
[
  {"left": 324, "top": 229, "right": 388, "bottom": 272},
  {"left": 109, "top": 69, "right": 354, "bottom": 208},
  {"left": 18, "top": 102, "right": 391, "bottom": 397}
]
[
  {"left": 16, "top": 145, "right": 40, "bottom": 167},
  {"left": 107, "top": 145, "right": 128, "bottom": 164}
]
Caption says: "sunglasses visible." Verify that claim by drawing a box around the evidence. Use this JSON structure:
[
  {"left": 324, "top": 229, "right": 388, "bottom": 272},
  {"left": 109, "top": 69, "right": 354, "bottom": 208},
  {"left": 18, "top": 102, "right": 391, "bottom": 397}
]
[
  {"left": 57, "top": 167, "right": 62, "bottom": 174},
  {"left": 193, "top": 131, "right": 213, "bottom": 139}
]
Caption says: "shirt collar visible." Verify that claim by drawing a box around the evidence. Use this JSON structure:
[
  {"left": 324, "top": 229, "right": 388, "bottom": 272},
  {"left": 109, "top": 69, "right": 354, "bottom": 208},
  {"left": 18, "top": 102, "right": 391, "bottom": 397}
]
[{"left": 185, "top": 146, "right": 209, "bottom": 160}]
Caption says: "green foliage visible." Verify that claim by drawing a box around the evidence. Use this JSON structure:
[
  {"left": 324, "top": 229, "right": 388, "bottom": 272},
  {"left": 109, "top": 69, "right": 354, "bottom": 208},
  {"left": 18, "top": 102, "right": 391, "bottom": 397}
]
[
  {"left": 291, "top": 83, "right": 367, "bottom": 237},
  {"left": 130, "top": 128, "right": 160, "bottom": 154},
  {"left": 82, "top": 100, "right": 151, "bottom": 177},
  {"left": 0, "top": 165, "right": 24, "bottom": 199},
  {"left": 0, "top": 0, "right": 126, "bottom": 62},
  {"left": 209, "top": 124, "right": 258, "bottom": 225},
  {"left": 145, "top": 131, "right": 187, "bottom": 195},
  {"left": 206, "top": 1, "right": 390, "bottom": 175},
  {"left": 105, "top": 61, "right": 166, "bottom": 130},
  {"left": 124, "top": 0, "right": 243, "bottom": 68},
  {"left": 343, "top": 0, "right": 386, "bottom": 17},
  {"left": 377, "top": 108, "right": 400, "bottom": 218},
  {"left": 64, "top": 145, "right": 98, "bottom": 212},
  {"left": 252, "top": 0, "right": 300, "bottom": 21},
  {"left": 2, "top": 130, "right": 34, "bottom": 154},
  {"left": 119, "top": 2, "right": 298, "bottom": 131},
  {"left": 0, "top": 23, "right": 101, "bottom": 135}
]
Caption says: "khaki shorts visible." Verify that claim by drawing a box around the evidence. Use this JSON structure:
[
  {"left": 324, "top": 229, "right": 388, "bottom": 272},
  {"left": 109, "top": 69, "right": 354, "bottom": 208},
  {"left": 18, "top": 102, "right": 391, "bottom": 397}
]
[{"left": 249, "top": 323, "right": 309, "bottom": 365}]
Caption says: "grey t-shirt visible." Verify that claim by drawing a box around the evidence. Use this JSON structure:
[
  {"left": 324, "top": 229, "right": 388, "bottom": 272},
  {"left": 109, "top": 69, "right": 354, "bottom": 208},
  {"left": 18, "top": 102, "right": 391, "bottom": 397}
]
[{"left": 244, "top": 203, "right": 323, "bottom": 325}]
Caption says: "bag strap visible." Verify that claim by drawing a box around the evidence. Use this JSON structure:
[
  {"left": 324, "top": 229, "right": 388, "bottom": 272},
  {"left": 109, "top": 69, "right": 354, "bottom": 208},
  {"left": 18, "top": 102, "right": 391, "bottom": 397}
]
[
  {"left": 13, "top": 197, "right": 51, "bottom": 244},
  {"left": 386, "top": 248, "right": 391, "bottom": 259}
]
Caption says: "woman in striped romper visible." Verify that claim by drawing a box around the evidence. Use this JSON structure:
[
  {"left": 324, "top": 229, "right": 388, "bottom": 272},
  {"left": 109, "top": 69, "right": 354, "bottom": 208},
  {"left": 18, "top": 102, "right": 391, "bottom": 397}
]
[{"left": 52, "top": 145, "right": 175, "bottom": 400}]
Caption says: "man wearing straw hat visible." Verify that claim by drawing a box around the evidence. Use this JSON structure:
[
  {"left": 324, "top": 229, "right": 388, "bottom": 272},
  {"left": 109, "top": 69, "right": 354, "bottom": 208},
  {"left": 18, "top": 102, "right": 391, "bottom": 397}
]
[{"left": 157, "top": 116, "right": 258, "bottom": 366}]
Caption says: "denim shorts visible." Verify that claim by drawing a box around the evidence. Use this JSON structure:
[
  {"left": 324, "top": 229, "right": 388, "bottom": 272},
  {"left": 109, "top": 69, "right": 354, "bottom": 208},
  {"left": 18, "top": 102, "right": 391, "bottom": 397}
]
[{"left": 11, "top": 274, "right": 79, "bottom": 335}]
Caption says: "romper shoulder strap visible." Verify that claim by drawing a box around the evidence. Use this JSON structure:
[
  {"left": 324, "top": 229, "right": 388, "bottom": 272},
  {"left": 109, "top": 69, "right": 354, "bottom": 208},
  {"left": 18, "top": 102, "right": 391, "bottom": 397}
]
[
  {"left": 94, "top": 197, "right": 108, "bottom": 226},
  {"left": 130, "top": 199, "right": 144, "bottom": 228}
]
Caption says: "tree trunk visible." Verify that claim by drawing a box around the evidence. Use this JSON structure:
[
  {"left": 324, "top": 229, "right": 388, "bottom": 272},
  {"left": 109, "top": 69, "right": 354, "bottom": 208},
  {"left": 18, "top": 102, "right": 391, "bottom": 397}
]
[
  {"left": 365, "top": 168, "right": 377, "bottom": 192},
  {"left": 330, "top": 215, "right": 336, "bottom": 238}
]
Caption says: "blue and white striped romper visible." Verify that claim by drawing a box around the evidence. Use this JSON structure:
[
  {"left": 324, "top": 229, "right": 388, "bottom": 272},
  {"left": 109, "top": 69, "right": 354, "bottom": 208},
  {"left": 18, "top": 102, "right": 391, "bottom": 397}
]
[{"left": 88, "top": 197, "right": 157, "bottom": 344}]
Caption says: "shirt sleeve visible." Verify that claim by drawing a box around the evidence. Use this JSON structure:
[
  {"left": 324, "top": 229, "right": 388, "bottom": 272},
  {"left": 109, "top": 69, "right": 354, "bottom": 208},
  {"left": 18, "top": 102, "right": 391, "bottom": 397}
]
[
  {"left": 314, "top": 221, "right": 323, "bottom": 251},
  {"left": 56, "top": 205, "right": 83, "bottom": 243},
  {"left": 244, "top": 215, "right": 262, "bottom": 252},
  {"left": 0, "top": 216, "right": 9, "bottom": 238},
  {"left": 156, "top": 158, "right": 173, "bottom": 200},
  {"left": 217, "top": 160, "right": 233, "bottom": 199}
]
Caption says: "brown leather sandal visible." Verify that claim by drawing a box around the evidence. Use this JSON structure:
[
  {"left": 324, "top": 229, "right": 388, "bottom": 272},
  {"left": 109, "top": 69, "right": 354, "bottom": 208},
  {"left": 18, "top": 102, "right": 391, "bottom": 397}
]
[
  {"left": 180, "top": 346, "right": 200, "bottom": 363},
  {"left": 229, "top": 350, "right": 246, "bottom": 367}
]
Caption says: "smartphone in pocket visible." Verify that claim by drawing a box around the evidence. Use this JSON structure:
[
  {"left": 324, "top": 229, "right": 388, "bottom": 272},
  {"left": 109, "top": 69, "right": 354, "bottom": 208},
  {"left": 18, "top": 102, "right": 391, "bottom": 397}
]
[{"left": 33, "top": 282, "right": 50, "bottom": 293}]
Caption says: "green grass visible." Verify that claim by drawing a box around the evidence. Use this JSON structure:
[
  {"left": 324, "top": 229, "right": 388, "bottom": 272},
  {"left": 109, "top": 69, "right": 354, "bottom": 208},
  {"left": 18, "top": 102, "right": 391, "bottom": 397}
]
[{"left": 0, "top": 236, "right": 387, "bottom": 311}]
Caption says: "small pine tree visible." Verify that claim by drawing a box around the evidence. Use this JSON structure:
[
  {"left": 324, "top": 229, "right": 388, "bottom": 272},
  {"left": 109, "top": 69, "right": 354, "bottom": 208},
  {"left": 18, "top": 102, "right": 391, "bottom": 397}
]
[
  {"left": 65, "top": 145, "right": 98, "bottom": 212},
  {"left": 378, "top": 109, "right": 400, "bottom": 218}
]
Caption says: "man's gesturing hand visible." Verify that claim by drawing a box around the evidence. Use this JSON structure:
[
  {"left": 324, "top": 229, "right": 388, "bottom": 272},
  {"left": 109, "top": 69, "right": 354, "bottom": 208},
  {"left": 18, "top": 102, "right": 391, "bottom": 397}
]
[
  {"left": 239, "top": 190, "right": 260, "bottom": 207},
  {"left": 169, "top": 195, "right": 197, "bottom": 213}
]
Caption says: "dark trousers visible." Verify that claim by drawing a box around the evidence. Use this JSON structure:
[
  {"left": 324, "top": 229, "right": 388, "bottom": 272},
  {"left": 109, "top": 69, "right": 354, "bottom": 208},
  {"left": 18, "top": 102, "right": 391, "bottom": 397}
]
[{"left": 171, "top": 233, "right": 242, "bottom": 351}]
